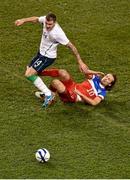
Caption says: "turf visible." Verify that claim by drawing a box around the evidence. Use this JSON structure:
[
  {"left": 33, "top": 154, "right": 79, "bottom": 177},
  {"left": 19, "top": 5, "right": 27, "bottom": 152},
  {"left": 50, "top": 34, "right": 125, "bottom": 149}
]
[{"left": 0, "top": 0, "right": 130, "bottom": 178}]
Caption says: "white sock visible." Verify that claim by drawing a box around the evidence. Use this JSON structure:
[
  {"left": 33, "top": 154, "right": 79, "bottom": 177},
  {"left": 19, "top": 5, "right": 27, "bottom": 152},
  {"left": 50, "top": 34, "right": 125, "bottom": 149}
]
[{"left": 33, "top": 76, "right": 51, "bottom": 96}]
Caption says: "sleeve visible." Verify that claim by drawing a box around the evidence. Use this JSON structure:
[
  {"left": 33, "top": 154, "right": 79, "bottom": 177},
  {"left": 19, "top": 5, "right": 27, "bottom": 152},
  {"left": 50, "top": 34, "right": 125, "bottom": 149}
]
[
  {"left": 55, "top": 28, "right": 69, "bottom": 45},
  {"left": 98, "top": 90, "right": 106, "bottom": 100},
  {"left": 38, "top": 16, "right": 46, "bottom": 24},
  {"left": 92, "top": 75, "right": 100, "bottom": 81}
]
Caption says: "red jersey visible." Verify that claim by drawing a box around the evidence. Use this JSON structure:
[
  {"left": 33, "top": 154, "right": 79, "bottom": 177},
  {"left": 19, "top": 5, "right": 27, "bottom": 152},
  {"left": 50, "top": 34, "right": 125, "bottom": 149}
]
[{"left": 59, "top": 75, "right": 106, "bottom": 103}]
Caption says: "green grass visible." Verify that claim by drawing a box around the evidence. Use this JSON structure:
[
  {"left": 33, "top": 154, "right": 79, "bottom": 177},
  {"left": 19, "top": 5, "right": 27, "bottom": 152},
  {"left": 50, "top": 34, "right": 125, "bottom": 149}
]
[{"left": 0, "top": 0, "right": 130, "bottom": 178}]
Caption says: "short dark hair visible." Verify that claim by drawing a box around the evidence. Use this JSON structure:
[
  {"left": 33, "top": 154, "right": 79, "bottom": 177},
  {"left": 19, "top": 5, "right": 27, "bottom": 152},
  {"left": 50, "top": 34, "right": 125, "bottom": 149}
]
[
  {"left": 46, "top": 12, "right": 56, "bottom": 22},
  {"left": 105, "top": 74, "right": 117, "bottom": 91}
]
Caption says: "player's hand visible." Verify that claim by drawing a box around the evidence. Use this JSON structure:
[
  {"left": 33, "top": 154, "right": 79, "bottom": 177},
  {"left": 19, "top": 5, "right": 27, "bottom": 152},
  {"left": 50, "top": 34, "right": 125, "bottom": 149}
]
[
  {"left": 15, "top": 19, "right": 24, "bottom": 26},
  {"left": 79, "top": 62, "right": 89, "bottom": 74}
]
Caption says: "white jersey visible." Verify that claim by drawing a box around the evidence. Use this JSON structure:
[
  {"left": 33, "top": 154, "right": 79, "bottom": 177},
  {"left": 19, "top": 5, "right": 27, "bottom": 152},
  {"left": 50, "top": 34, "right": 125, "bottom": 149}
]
[{"left": 38, "top": 16, "right": 69, "bottom": 58}]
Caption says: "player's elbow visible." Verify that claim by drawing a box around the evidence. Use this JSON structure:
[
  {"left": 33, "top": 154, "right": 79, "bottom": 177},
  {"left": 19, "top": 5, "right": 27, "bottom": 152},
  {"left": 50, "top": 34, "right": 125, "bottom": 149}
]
[
  {"left": 90, "top": 100, "right": 100, "bottom": 106},
  {"left": 92, "top": 102, "right": 98, "bottom": 106},
  {"left": 33, "top": 16, "right": 39, "bottom": 22},
  {"left": 66, "top": 41, "right": 73, "bottom": 49},
  {"left": 89, "top": 101, "right": 97, "bottom": 106},
  {"left": 91, "top": 97, "right": 102, "bottom": 106}
]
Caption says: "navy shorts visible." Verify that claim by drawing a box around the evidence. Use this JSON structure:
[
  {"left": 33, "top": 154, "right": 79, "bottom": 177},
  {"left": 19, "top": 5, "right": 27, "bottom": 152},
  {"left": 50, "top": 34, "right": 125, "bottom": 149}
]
[{"left": 29, "top": 52, "right": 56, "bottom": 72}]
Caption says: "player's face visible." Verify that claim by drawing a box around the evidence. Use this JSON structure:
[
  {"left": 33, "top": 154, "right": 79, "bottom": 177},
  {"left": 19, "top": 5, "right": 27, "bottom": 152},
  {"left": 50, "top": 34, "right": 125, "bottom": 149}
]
[
  {"left": 45, "top": 20, "right": 55, "bottom": 31},
  {"left": 101, "top": 74, "right": 114, "bottom": 86}
]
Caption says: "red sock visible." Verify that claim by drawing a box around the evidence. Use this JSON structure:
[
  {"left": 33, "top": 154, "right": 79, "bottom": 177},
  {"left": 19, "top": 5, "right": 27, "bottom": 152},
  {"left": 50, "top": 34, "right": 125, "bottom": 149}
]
[{"left": 39, "top": 69, "right": 59, "bottom": 77}]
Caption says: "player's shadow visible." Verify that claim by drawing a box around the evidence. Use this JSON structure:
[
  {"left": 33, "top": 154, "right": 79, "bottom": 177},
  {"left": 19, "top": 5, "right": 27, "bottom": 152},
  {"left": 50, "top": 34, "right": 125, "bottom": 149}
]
[
  {"left": 58, "top": 99, "right": 130, "bottom": 124},
  {"left": 61, "top": 102, "right": 96, "bottom": 115}
]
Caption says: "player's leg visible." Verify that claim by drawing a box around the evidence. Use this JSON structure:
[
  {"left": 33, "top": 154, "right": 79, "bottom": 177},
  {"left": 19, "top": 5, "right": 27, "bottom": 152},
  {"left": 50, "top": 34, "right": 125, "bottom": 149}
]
[
  {"left": 58, "top": 69, "right": 71, "bottom": 81},
  {"left": 38, "top": 68, "right": 72, "bottom": 94},
  {"left": 51, "top": 79, "right": 66, "bottom": 94},
  {"left": 36, "top": 68, "right": 59, "bottom": 99},
  {"left": 39, "top": 68, "right": 60, "bottom": 77},
  {"left": 25, "top": 52, "right": 55, "bottom": 107},
  {"left": 36, "top": 68, "right": 74, "bottom": 104},
  {"left": 51, "top": 79, "right": 76, "bottom": 103},
  {"left": 25, "top": 66, "right": 52, "bottom": 96},
  {"left": 39, "top": 68, "right": 71, "bottom": 81}
]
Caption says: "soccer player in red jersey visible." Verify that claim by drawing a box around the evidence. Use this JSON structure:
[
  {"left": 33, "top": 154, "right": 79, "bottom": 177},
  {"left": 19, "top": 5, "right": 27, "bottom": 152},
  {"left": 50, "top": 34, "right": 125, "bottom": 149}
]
[{"left": 35, "top": 68, "right": 116, "bottom": 106}]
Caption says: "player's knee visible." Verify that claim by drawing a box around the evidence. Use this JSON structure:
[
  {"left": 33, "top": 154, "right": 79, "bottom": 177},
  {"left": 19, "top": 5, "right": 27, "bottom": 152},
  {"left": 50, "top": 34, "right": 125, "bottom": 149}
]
[
  {"left": 25, "top": 69, "right": 35, "bottom": 77},
  {"left": 59, "top": 69, "right": 68, "bottom": 76},
  {"left": 51, "top": 79, "right": 60, "bottom": 88},
  {"left": 25, "top": 72, "right": 29, "bottom": 78},
  {"left": 51, "top": 79, "right": 65, "bottom": 93},
  {"left": 25, "top": 72, "right": 32, "bottom": 78},
  {"left": 59, "top": 69, "right": 70, "bottom": 80},
  {"left": 25, "top": 69, "right": 30, "bottom": 77}
]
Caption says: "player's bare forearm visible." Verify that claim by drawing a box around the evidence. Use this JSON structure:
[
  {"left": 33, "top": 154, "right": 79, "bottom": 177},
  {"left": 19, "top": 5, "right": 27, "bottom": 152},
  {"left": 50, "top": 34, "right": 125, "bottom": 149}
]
[
  {"left": 15, "top": 16, "right": 39, "bottom": 26},
  {"left": 66, "top": 42, "right": 82, "bottom": 63},
  {"left": 66, "top": 42, "right": 89, "bottom": 73}
]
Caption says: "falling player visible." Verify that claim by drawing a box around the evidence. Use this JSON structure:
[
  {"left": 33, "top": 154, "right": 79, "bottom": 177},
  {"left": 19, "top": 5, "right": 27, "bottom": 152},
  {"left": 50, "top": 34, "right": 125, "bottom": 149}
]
[{"left": 35, "top": 68, "right": 116, "bottom": 106}]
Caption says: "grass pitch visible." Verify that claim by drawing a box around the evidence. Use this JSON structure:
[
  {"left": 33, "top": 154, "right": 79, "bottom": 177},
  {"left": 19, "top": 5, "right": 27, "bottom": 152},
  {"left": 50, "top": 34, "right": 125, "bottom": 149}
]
[{"left": 0, "top": 0, "right": 130, "bottom": 178}]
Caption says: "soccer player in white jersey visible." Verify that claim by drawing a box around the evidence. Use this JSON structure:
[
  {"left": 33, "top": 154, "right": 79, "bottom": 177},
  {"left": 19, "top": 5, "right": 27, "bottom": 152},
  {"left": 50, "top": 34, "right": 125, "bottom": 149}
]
[
  {"left": 15, "top": 12, "right": 88, "bottom": 107},
  {"left": 35, "top": 68, "right": 116, "bottom": 106}
]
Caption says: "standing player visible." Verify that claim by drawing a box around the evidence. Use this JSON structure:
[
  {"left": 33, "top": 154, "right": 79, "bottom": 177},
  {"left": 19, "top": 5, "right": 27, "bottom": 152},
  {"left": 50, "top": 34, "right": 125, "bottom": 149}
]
[
  {"left": 15, "top": 12, "right": 88, "bottom": 107},
  {"left": 36, "top": 68, "right": 116, "bottom": 106}
]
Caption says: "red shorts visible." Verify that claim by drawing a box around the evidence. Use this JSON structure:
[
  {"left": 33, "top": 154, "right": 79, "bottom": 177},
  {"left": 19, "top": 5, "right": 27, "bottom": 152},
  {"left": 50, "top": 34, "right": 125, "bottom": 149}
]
[{"left": 58, "top": 79, "right": 77, "bottom": 103}]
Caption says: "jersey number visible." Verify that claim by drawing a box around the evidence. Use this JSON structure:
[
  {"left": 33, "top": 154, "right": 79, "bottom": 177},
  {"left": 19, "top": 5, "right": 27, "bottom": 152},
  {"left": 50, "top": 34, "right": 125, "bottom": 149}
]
[
  {"left": 87, "top": 88, "right": 95, "bottom": 96},
  {"left": 34, "top": 60, "right": 42, "bottom": 68}
]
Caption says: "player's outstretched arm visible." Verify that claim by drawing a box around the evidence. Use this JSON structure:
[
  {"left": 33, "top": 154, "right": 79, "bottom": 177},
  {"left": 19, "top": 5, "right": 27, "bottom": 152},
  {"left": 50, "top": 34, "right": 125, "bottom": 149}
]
[
  {"left": 74, "top": 88, "right": 102, "bottom": 106},
  {"left": 85, "top": 69, "right": 105, "bottom": 79},
  {"left": 15, "top": 16, "right": 39, "bottom": 26},
  {"left": 66, "top": 42, "right": 88, "bottom": 74}
]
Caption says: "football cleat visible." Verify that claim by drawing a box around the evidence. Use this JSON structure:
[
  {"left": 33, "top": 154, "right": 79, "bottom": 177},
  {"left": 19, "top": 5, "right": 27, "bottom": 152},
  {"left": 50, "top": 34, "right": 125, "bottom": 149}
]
[
  {"left": 42, "top": 93, "right": 55, "bottom": 108},
  {"left": 35, "top": 91, "right": 45, "bottom": 100}
]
